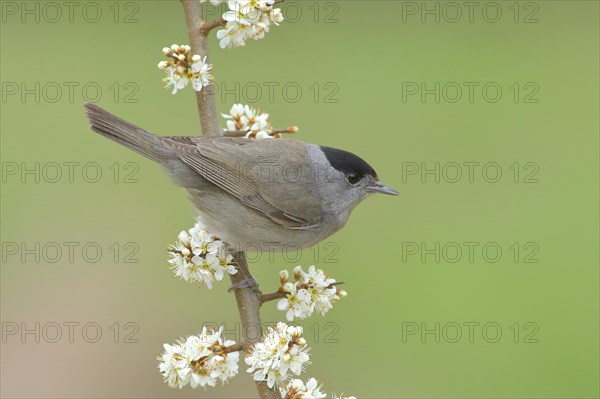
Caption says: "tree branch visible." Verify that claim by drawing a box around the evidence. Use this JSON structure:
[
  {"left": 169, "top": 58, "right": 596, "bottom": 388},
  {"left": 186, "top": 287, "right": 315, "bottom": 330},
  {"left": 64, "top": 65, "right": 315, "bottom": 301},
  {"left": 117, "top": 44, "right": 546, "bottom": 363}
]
[
  {"left": 180, "top": 2, "right": 280, "bottom": 397},
  {"left": 229, "top": 252, "right": 281, "bottom": 399},
  {"left": 181, "top": 0, "right": 222, "bottom": 136}
]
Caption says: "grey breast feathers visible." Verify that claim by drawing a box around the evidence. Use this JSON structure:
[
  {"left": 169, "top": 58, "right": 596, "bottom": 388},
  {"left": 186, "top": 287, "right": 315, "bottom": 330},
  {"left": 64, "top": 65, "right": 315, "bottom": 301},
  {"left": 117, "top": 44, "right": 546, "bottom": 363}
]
[{"left": 157, "top": 136, "right": 324, "bottom": 230}]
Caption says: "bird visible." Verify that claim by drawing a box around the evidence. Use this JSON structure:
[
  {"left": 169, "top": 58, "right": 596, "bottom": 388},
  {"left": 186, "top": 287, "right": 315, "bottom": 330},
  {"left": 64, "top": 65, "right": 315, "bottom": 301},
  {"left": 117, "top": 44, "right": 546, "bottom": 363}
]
[{"left": 84, "top": 103, "right": 398, "bottom": 254}]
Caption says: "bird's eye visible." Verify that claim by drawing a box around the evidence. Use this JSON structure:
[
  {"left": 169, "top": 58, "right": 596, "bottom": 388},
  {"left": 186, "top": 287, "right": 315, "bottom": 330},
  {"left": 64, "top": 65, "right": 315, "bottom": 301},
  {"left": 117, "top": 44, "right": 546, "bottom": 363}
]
[{"left": 347, "top": 173, "right": 360, "bottom": 185}]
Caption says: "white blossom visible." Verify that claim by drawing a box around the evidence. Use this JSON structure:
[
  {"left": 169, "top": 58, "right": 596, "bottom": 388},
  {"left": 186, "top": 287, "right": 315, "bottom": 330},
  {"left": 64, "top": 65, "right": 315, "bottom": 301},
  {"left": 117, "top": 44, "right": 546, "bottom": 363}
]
[
  {"left": 245, "top": 322, "right": 310, "bottom": 388},
  {"left": 158, "top": 343, "right": 189, "bottom": 389},
  {"left": 254, "top": 131, "right": 273, "bottom": 139},
  {"left": 191, "top": 56, "right": 213, "bottom": 92},
  {"left": 158, "top": 327, "right": 240, "bottom": 389},
  {"left": 162, "top": 66, "right": 188, "bottom": 94},
  {"left": 217, "top": 0, "right": 284, "bottom": 49},
  {"left": 222, "top": 103, "right": 277, "bottom": 139},
  {"left": 216, "top": 23, "right": 251, "bottom": 49},
  {"left": 168, "top": 223, "right": 237, "bottom": 288},
  {"left": 209, "top": 352, "right": 241, "bottom": 384},
  {"left": 158, "top": 45, "right": 213, "bottom": 94},
  {"left": 222, "top": 103, "right": 250, "bottom": 131},
  {"left": 277, "top": 266, "right": 347, "bottom": 321},
  {"left": 281, "top": 378, "right": 327, "bottom": 399}
]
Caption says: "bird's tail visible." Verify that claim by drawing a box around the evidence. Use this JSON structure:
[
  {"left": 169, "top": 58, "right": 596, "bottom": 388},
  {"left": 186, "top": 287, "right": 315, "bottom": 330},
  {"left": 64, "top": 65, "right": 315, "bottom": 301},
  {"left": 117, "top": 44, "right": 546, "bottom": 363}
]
[{"left": 84, "top": 103, "right": 172, "bottom": 164}]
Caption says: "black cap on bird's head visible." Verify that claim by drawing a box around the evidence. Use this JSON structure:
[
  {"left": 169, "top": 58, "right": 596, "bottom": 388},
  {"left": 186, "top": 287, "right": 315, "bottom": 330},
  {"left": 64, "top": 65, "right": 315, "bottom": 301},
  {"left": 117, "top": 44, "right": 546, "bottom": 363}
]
[{"left": 319, "top": 146, "right": 398, "bottom": 195}]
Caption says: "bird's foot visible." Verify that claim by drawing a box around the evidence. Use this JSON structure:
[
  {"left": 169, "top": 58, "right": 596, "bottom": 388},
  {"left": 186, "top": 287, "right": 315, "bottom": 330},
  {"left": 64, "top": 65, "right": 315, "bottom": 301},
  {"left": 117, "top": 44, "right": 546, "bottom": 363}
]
[{"left": 228, "top": 277, "right": 259, "bottom": 292}]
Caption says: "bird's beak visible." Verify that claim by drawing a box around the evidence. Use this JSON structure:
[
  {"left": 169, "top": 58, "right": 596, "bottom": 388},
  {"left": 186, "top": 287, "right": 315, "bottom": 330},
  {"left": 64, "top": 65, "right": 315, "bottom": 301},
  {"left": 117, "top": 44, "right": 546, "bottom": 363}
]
[{"left": 369, "top": 182, "right": 399, "bottom": 196}]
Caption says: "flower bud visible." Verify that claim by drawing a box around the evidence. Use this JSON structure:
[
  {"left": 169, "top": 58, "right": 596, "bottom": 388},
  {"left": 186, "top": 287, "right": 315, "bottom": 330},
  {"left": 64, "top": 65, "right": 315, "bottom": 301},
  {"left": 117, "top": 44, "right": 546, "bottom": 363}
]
[
  {"left": 338, "top": 289, "right": 347, "bottom": 297},
  {"left": 178, "top": 54, "right": 186, "bottom": 61},
  {"left": 171, "top": 44, "right": 180, "bottom": 51},
  {"left": 286, "top": 326, "right": 297, "bottom": 336},
  {"left": 293, "top": 265, "right": 302, "bottom": 281},
  {"left": 283, "top": 282, "right": 294, "bottom": 293},
  {"left": 192, "top": 54, "right": 201, "bottom": 63},
  {"left": 158, "top": 61, "right": 169, "bottom": 69},
  {"left": 279, "top": 269, "right": 289, "bottom": 283},
  {"left": 162, "top": 47, "right": 171, "bottom": 55},
  {"left": 282, "top": 353, "right": 291, "bottom": 362},
  {"left": 182, "top": 248, "right": 191, "bottom": 257},
  {"left": 297, "top": 337, "right": 306, "bottom": 346},
  {"left": 178, "top": 231, "right": 190, "bottom": 244}
]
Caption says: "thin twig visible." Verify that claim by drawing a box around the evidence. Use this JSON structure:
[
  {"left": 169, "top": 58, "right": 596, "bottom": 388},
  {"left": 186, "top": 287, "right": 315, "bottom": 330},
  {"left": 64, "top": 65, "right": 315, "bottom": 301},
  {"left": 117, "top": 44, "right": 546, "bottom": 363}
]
[
  {"left": 201, "top": 18, "right": 226, "bottom": 35},
  {"left": 169, "top": 54, "right": 192, "bottom": 70},
  {"left": 224, "top": 128, "right": 298, "bottom": 137},
  {"left": 261, "top": 290, "right": 287, "bottom": 303},
  {"left": 223, "top": 342, "right": 244, "bottom": 353},
  {"left": 261, "top": 282, "right": 345, "bottom": 304}
]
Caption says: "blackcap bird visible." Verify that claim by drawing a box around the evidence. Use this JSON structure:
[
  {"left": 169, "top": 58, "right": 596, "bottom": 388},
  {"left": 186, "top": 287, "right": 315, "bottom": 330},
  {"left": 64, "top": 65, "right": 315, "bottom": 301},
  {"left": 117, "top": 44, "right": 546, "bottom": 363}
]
[{"left": 84, "top": 104, "right": 398, "bottom": 252}]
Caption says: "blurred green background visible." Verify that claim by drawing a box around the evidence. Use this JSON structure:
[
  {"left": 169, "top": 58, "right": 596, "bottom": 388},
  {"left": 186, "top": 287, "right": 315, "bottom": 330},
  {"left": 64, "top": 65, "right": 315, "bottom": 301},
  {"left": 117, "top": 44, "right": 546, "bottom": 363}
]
[{"left": 1, "top": 1, "right": 598, "bottom": 398}]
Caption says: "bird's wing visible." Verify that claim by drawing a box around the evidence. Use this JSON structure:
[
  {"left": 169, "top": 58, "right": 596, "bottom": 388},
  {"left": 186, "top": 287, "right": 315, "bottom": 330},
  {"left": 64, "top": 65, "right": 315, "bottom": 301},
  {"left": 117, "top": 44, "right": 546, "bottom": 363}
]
[{"left": 158, "top": 136, "right": 323, "bottom": 230}]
